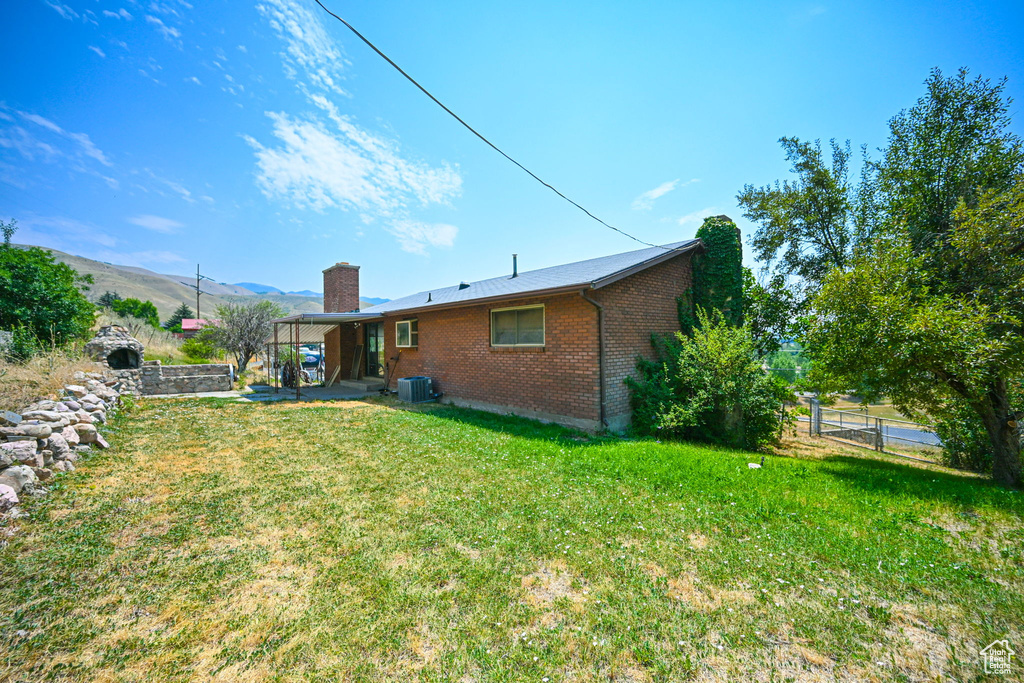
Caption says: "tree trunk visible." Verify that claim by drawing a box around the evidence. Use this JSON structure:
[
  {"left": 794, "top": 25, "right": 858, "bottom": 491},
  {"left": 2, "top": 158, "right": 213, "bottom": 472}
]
[{"left": 972, "top": 379, "right": 1022, "bottom": 488}]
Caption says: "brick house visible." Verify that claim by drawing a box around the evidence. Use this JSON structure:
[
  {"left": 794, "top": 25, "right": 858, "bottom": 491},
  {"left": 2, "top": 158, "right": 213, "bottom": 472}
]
[{"left": 274, "top": 239, "right": 702, "bottom": 431}]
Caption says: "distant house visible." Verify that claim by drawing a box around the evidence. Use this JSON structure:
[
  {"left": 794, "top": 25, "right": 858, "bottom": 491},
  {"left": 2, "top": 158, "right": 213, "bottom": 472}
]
[
  {"left": 180, "top": 318, "right": 218, "bottom": 339},
  {"left": 273, "top": 240, "right": 703, "bottom": 431}
]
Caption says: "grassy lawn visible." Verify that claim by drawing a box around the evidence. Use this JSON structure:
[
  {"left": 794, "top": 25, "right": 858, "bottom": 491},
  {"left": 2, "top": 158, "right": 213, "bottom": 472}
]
[{"left": 0, "top": 397, "right": 1021, "bottom": 681}]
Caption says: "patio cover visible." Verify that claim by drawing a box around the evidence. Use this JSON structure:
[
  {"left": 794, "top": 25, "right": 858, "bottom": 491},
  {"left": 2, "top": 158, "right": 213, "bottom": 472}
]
[{"left": 265, "top": 312, "right": 383, "bottom": 345}]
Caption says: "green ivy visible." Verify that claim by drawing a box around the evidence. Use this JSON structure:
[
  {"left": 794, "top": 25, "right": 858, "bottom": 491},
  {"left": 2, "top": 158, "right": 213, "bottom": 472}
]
[{"left": 677, "top": 215, "right": 744, "bottom": 333}]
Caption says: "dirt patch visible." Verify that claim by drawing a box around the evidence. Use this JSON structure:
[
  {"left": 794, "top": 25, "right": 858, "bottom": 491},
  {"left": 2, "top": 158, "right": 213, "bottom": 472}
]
[
  {"left": 642, "top": 562, "right": 667, "bottom": 579},
  {"left": 455, "top": 543, "right": 481, "bottom": 560},
  {"left": 688, "top": 532, "right": 710, "bottom": 550},
  {"left": 666, "top": 572, "right": 753, "bottom": 612},
  {"left": 409, "top": 623, "right": 440, "bottom": 666},
  {"left": 521, "top": 560, "right": 588, "bottom": 608},
  {"left": 883, "top": 605, "right": 949, "bottom": 679}
]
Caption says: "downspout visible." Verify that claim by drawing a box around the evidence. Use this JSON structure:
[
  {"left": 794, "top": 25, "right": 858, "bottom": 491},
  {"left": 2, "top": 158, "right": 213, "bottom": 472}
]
[{"left": 580, "top": 289, "right": 608, "bottom": 429}]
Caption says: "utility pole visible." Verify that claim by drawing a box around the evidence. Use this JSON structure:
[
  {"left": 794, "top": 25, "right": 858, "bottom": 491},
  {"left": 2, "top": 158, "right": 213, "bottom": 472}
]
[{"left": 187, "top": 264, "right": 216, "bottom": 322}]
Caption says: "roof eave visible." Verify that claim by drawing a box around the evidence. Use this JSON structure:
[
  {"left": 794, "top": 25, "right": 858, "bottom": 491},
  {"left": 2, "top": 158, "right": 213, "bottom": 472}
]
[
  {"left": 376, "top": 283, "right": 592, "bottom": 317},
  {"left": 271, "top": 312, "right": 384, "bottom": 325},
  {"left": 590, "top": 239, "right": 703, "bottom": 290}
]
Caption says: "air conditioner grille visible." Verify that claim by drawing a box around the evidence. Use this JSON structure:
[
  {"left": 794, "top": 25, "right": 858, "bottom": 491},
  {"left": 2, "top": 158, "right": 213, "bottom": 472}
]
[{"left": 397, "top": 376, "right": 432, "bottom": 403}]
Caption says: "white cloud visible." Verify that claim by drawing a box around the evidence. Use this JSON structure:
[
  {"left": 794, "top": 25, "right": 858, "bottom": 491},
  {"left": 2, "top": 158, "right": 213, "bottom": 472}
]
[
  {"left": 257, "top": 0, "right": 348, "bottom": 95},
  {"left": 246, "top": 111, "right": 461, "bottom": 215},
  {"left": 90, "top": 249, "right": 186, "bottom": 267},
  {"left": 127, "top": 214, "right": 183, "bottom": 233},
  {"left": 386, "top": 220, "right": 458, "bottom": 255},
  {"left": 143, "top": 169, "right": 195, "bottom": 203},
  {"left": 116, "top": 250, "right": 186, "bottom": 265},
  {"left": 102, "top": 8, "right": 133, "bottom": 20},
  {"left": 237, "top": 44, "right": 247, "bottom": 53},
  {"left": 88, "top": 45, "right": 106, "bottom": 58},
  {"left": 15, "top": 215, "right": 118, "bottom": 250},
  {"left": 145, "top": 15, "right": 182, "bottom": 47},
  {"left": 44, "top": 1, "right": 78, "bottom": 21},
  {"left": 0, "top": 108, "right": 112, "bottom": 170},
  {"left": 631, "top": 178, "right": 699, "bottom": 211},
  {"left": 251, "top": 0, "right": 462, "bottom": 254},
  {"left": 186, "top": 76, "right": 202, "bottom": 85},
  {"left": 12, "top": 215, "right": 185, "bottom": 268},
  {"left": 0, "top": 126, "right": 60, "bottom": 163},
  {"left": 677, "top": 206, "right": 721, "bottom": 227}
]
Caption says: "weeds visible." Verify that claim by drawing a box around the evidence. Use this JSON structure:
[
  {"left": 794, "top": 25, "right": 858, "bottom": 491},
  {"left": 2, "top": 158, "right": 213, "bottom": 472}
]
[{"left": 0, "top": 346, "right": 95, "bottom": 412}]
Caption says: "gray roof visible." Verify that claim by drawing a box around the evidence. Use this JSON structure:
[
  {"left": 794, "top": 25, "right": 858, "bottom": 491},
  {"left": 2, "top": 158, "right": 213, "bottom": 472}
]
[{"left": 361, "top": 239, "right": 701, "bottom": 315}]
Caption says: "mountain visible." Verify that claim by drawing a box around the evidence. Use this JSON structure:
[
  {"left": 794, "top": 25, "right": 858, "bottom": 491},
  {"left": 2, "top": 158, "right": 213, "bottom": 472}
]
[
  {"left": 235, "top": 285, "right": 393, "bottom": 302},
  {"left": 28, "top": 245, "right": 389, "bottom": 321},
  {"left": 31, "top": 245, "right": 324, "bottom": 320},
  {"left": 233, "top": 282, "right": 282, "bottom": 294}
]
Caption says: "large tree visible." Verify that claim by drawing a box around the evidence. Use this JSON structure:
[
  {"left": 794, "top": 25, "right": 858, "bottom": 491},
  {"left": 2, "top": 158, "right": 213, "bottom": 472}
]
[
  {"left": 737, "top": 137, "right": 869, "bottom": 307},
  {"left": 209, "top": 300, "right": 283, "bottom": 374},
  {"left": 163, "top": 303, "right": 195, "bottom": 333},
  {"left": 0, "top": 220, "right": 94, "bottom": 350},
  {"left": 740, "top": 68, "right": 1024, "bottom": 486},
  {"left": 111, "top": 297, "right": 160, "bottom": 329},
  {"left": 807, "top": 183, "right": 1024, "bottom": 485}
]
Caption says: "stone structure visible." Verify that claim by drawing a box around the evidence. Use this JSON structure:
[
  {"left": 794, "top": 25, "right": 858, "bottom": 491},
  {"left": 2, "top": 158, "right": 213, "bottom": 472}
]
[
  {"left": 84, "top": 325, "right": 144, "bottom": 370},
  {"left": 140, "top": 361, "right": 233, "bottom": 395},
  {"left": 84, "top": 325, "right": 233, "bottom": 396},
  {"left": 0, "top": 371, "right": 126, "bottom": 515}
]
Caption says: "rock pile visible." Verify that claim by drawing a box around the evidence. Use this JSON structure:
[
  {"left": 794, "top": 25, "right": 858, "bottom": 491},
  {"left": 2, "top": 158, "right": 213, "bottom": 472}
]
[{"left": 0, "top": 371, "right": 127, "bottom": 517}]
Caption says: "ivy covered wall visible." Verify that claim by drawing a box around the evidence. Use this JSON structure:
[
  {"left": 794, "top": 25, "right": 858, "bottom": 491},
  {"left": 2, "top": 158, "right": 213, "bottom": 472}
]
[{"left": 680, "top": 214, "right": 744, "bottom": 332}]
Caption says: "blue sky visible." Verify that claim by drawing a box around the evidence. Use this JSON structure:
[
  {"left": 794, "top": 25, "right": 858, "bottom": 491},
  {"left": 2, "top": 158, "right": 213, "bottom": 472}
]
[{"left": 2, "top": 1, "right": 1022, "bottom": 299}]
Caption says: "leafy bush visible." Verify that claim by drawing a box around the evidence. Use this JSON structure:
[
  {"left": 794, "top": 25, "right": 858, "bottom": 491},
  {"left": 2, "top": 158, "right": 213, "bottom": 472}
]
[
  {"left": 2, "top": 326, "right": 41, "bottom": 363},
  {"left": 110, "top": 298, "right": 160, "bottom": 328},
  {"left": 181, "top": 336, "right": 216, "bottom": 363},
  {"left": 627, "top": 310, "right": 791, "bottom": 451},
  {"left": 0, "top": 226, "right": 94, "bottom": 354}
]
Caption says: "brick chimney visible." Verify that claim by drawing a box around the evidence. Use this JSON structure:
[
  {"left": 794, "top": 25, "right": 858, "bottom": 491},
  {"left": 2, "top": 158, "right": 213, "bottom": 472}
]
[{"left": 323, "top": 262, "right": 360, "bottom": 312}]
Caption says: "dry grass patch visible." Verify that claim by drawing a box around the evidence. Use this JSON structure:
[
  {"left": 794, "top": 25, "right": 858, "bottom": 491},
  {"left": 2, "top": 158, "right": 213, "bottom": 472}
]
[
  {"left": 0, "top": 347, "right": 98, "bottom": 411},
  {"left": 0, "top": 396, "right": 1020, "bottom": 681},
  {"left": 521, "top": 559, "right": 589, "bottom": 608}
]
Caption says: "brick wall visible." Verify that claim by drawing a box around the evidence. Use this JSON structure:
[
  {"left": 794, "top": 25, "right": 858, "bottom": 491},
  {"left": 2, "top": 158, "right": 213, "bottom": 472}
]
[
  {"left": 381, "top": 293, "right": 601, "bottom": 427},
  {"left": 323, "top": 263, "right": 360, "bottom": 313},
  {"left": 592, "top": 251, "right": 694, "bottom": 429},
  {"left": 323, "top": 323, "right": 360, "bottom": 384}
]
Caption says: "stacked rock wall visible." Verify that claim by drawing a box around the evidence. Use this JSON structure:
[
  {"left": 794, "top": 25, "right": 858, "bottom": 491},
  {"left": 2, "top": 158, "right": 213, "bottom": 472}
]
[
  {"left": 84, "top": 327, "right": 233, "bottom": 396},
  {"left": 140, "top": 361, "right": 233, "bottom": 395},
  {"left": 0, "top": 372, "right": 127, "bottom": 515}
]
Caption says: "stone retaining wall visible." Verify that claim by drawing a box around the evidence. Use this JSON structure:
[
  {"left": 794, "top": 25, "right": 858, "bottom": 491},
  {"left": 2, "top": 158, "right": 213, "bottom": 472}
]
[
  {"left": 140, "top": 361, "right": 233, "bottom": 395},
  {"left": 107, "top": 362, "right": 233, "bottom": 396},
  {"left": 0, "top": 372, "right": 127, "bottom": 515},
  {"left": 158, "top": 364, "right": 233, "bottom": 378}
]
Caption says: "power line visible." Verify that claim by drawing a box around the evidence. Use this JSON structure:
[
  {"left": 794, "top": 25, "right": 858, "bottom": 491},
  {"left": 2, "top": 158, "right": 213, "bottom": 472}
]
[{"left": 312, "top": 0, "right": 679, "bottom": 253}]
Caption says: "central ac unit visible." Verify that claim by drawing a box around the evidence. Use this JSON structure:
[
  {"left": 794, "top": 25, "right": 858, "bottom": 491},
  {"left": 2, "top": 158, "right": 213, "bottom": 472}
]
[{"left": 397, "top": 376, "right": 432, "bottom": 403}]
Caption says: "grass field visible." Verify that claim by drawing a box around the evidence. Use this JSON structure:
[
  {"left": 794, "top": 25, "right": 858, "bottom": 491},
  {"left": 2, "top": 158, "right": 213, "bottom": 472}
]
[{"left": 0, "top": 397, "right": 1021, "bottom": 681}]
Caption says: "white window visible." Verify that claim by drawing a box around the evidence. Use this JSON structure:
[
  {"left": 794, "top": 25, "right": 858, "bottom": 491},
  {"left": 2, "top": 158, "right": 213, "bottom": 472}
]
[
  {"left": 490, "top": 305, "right": 545, "bottom": 347},
  {"left": 396, "top": 319, "right": 418, "bottom": 348}
]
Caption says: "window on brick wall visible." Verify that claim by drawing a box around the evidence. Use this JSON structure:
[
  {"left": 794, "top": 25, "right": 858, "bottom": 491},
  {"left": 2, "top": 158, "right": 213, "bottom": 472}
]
[
  {"left": 490, "top": 305, "right": 545, "bottom": 346},
  {"left": 396, "top": 319, "right": 418, "bottom": 348}
]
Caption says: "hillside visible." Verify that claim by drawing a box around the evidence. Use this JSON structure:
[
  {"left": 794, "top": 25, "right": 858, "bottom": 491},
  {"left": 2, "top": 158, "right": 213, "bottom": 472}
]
[{"left": 30, "top": 246, "right": 326, "bottom": 320}]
